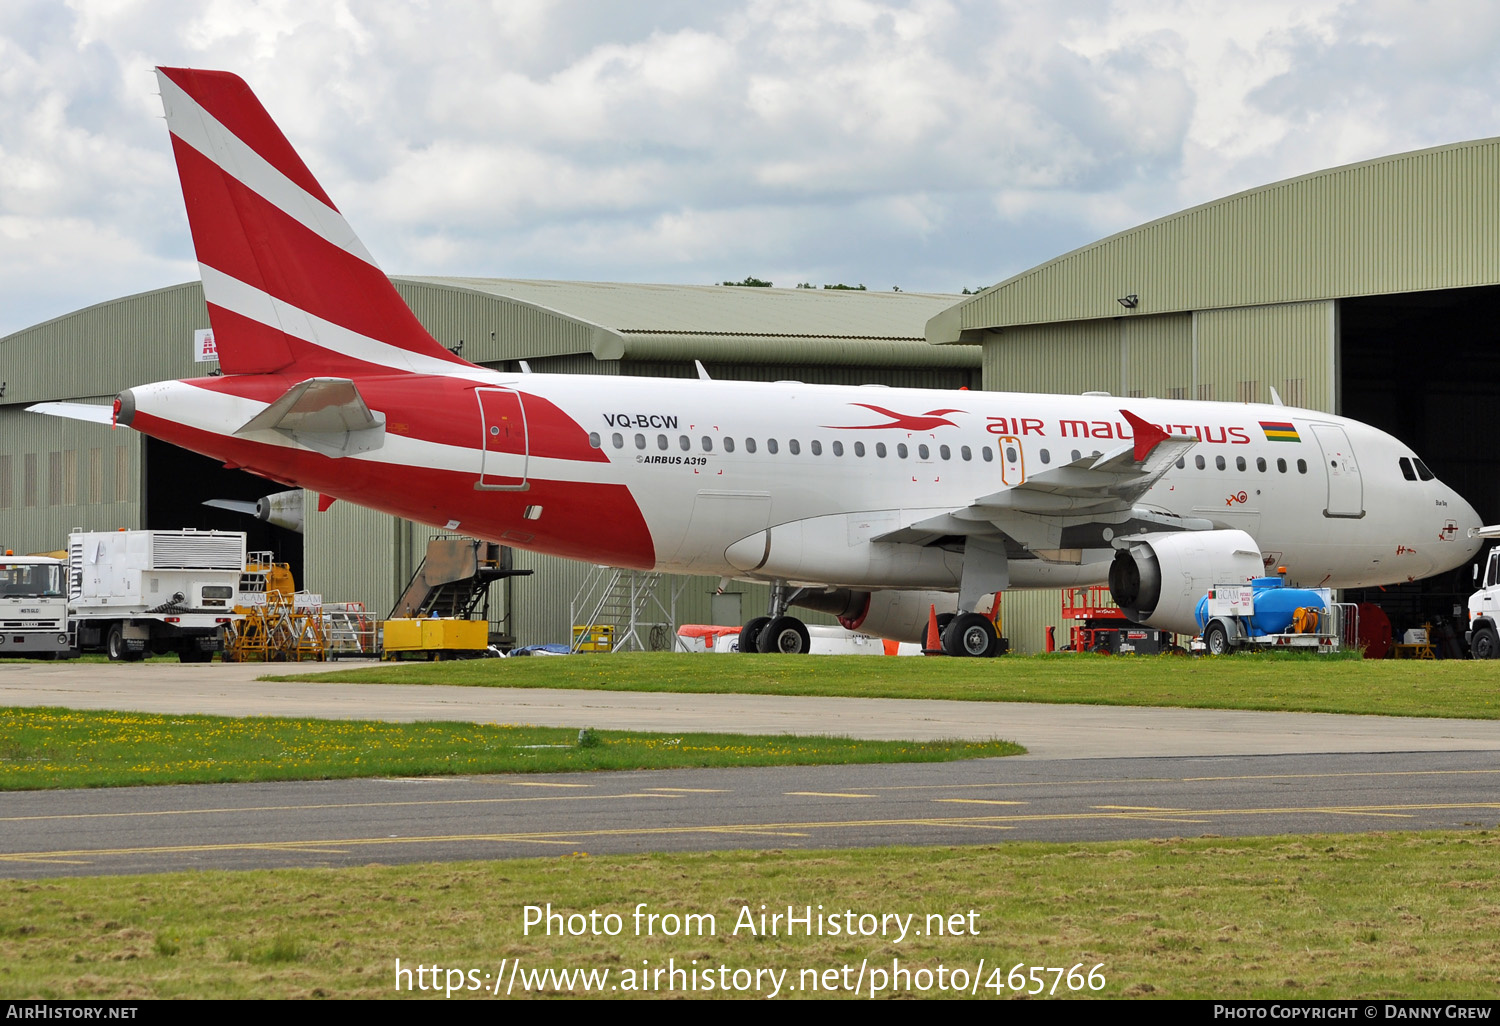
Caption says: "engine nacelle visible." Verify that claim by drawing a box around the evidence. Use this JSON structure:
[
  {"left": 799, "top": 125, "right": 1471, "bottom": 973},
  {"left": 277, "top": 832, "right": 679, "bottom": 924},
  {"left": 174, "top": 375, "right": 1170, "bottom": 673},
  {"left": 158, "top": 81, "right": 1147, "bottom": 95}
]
[
  {"left": 1108, "top": 529, "right": 1265, "bottom": 636},
  {"left": 792, "top": 588, "right": 988, "bottom": 644}
]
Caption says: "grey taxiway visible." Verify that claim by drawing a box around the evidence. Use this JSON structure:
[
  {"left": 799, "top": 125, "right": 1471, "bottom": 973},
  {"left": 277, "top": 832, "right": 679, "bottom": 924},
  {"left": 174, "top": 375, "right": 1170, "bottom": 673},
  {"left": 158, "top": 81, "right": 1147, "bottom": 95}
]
[{"left": 2, "top": 661, "right": 1498, "bottom": 877}]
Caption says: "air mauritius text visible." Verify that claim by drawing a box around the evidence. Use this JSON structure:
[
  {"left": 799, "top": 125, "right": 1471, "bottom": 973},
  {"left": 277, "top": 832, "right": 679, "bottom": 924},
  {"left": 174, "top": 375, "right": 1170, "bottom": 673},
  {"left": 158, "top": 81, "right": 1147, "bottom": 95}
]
[{"left": 523, "top": 903, "right": 980, "bottom": 943}]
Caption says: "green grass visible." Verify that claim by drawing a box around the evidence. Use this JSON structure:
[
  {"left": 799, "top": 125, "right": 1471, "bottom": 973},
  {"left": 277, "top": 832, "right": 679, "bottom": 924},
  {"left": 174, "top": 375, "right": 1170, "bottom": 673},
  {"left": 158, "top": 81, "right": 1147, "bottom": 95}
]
[
  {"left": 0, "top": 707, "right": 1022, "bottom": 790},
  {"left": 3, "top": 832, "right": 1498, "bottom": 999},
  {"left": 268, "top": 651, "right": 1500, "bottom": 720}
]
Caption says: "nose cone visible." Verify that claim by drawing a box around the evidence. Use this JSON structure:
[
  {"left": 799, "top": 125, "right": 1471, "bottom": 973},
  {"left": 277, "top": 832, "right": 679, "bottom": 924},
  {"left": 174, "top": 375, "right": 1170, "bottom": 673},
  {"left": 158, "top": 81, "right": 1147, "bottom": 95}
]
[{"left": 1444, "top": 487, "right": 1485, "bottom": 570}]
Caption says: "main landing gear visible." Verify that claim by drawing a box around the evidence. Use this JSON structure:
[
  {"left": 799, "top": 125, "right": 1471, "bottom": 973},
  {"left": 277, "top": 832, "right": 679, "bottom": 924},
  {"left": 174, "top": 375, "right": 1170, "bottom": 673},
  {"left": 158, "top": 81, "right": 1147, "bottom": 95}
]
[{"left": 737, "top": 583, "right": 813, "bottom": 654}]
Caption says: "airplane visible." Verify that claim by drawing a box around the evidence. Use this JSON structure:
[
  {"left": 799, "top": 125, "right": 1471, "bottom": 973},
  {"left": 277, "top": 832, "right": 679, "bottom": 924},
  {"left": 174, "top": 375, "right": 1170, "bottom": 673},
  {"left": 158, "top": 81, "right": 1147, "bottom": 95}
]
[{"left": 29, "top": 67, "right": 1485, "bottom": 656}]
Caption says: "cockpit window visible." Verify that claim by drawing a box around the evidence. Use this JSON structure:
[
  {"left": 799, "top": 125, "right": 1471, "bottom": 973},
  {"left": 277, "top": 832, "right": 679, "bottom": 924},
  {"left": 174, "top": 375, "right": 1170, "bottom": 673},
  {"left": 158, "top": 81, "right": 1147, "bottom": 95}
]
[
  {"left": 1400, "top": 457, "right": 1417, "bottom": 481},
  {"left": 1413, "top": 458, "right": 1436, "bottom": 481}
]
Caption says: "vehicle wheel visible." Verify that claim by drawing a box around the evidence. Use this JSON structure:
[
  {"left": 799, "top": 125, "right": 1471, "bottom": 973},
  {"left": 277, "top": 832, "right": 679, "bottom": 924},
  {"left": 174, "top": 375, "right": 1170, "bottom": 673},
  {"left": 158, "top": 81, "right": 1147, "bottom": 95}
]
[
  {"left": 1203, "top": 621, "right": 1234, "bottom": 656},
  {"left": 760, "top": 616, "right": 811, "bottom": 654},
  {"left": 738, "top": 616, "right": 771, "bottom": 653},
  {"left": 106, "top": 624, "right": 131, "bottom": 662},
  {"left": 1471, "top": 625, "right": 1500, "bottom": 660},
  {"left": 942, "top": 612, "right": 998, "bottom": 658}
]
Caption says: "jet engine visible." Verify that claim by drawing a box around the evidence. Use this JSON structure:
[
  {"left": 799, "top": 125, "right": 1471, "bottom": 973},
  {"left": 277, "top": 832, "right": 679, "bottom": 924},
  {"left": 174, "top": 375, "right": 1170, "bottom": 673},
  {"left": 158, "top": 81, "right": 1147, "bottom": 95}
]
[
  {"left": 792, "top": 588, "right": 970, "bottom": 644},
  {"left": 202, "top": 489, "right": 305, "bottom": 533},
  {"left": 1108, "top": 529, "right": 1265, "bottom": 636}
]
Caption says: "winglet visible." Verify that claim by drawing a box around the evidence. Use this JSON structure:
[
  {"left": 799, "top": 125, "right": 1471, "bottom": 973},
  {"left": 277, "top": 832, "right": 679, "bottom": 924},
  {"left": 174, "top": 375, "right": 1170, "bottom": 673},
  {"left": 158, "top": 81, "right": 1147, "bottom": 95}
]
[{"left": 1121, "top": 409, "right": 1169, "bottom": 462}]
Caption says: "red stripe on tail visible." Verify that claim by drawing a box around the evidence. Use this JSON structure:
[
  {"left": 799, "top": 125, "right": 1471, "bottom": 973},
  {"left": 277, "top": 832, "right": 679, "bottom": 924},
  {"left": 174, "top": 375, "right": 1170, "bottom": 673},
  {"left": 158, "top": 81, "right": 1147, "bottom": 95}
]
[{"left": 159, "top": 67, "right": 337, "bottom": 209}]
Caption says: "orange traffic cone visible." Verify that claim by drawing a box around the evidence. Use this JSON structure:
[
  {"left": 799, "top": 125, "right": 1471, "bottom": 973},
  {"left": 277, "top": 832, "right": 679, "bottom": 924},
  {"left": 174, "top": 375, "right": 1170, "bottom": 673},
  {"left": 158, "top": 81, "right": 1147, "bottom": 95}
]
[{"left": 922, "top": 603, "right": 944, "bottom": 656}]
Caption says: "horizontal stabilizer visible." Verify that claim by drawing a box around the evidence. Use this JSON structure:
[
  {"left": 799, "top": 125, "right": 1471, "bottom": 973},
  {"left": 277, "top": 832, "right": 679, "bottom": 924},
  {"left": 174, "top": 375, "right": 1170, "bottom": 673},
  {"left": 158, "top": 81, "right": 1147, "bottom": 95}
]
[
  {"left": 26, "top": 402, "right": 115, "bottom": 426},
  {"left": 234, "top": 377, "right": 385, "bottom": 458},
  {"left": 203, "top": 498, "right": 260, "bottom": 516}
]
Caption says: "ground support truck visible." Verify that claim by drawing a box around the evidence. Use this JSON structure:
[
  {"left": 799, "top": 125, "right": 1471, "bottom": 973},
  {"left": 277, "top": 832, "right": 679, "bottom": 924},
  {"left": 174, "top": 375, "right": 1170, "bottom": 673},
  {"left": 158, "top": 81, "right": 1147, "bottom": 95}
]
[
  {"left": 68, "top": 530, "right": 247, "bottom": 661},
  {"left": 1194, "top": 577, "right": 1352, "bottom": 656}
]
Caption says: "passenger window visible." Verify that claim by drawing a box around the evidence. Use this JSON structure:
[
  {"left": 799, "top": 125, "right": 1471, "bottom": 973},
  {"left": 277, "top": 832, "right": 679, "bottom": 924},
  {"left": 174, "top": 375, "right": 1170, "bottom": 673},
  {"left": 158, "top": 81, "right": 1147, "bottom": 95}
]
[
  {"left": 724, "top": 437, "right": 736, "bottom": 453},
  {"left": 613, "top": 433, "right": 624, "bottom": 449},
  {"left": 702, "top": 436, "right": 713, "bottom": 452},
  {"left": 679, "top": 435, "right": 690, "bottom": 451},
  {"left": 657, "top": 434, "right": 668, "bottom": 450},
  {"left": 897, "top": 443, "right": 908, "bottom": 459},
  {"left": 811, "top": 440, "right": 823, "bottom": 456},
  {"left": 1256, "top": 457, "right": 1266, "bottom": 472},
  {"left": 789, "top": 439, "right": 800, "bottom": 455},
  {"left": 876, "top": 442, "right": 887, "bottom": 458},
  {"left": 918, "top": 444, "right": 930, "bottom": 459},
  {"left": 1006, "top": 445, "right": 1018, "bottom": 463},
  {"left": 1175, "top": 457, "right": 1185, "bottom": 469},
  {"left": 1037, "top": 449, "right": 1047, "bottom": 464},
  {"left": 1071, "top": 450, "right": 1081, "bottom": 461},
  {"left": 634, "top": 433, "right": 646, "bottom": 450},
  {"left": 854, "top": 441, "right": 865, "bottom": 457},
  {"left": 1195, "top": 455, "right": 1206, "bottom": 470},
  {"left": 832, "top": 440, "right": 845, "bottom": 457},
  {"left": 767, "top": 438, "right": 778, "bottom": 454},
  {"left": 745, "top": 438, "right": 757, "bottom": 453},
  {"left": 961, "top": 445, "right": 972, "bottom": 461},
  {"left": 1277, "top": 458, "right": 1287, "bottom": 473},
  {"left": 589, "top": 432, "right": 601, "bottom": 448},
  {"left": 1215, "top": 455, "right": 1226, "bottom": 470},
  {"left": 1235, "top": 456, "right": 1246, "bottom": 471},
  {"left": 1297, "top": 459, "right": 1307, "bottom": 474}
]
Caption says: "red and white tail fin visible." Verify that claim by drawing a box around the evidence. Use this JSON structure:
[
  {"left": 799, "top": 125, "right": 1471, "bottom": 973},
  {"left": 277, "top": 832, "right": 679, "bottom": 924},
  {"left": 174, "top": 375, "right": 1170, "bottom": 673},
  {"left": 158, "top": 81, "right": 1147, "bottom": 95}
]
[{"left": 156, "top": 67, "right": 472, "bottom": 377}]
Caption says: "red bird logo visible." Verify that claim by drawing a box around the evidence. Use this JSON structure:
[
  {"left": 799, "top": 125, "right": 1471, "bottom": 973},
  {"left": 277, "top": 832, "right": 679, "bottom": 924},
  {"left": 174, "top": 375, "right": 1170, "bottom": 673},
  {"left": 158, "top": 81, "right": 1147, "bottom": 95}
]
[{"left": 822, "top": 404, "right": 963, "bottom": 431}]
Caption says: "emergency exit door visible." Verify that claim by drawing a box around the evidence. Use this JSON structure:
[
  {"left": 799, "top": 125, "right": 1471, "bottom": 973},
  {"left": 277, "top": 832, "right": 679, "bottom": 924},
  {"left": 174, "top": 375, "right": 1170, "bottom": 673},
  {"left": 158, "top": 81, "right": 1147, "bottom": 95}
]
[
  {"left": 476, "top": 388, "right": 529, "bottom": 490},
  {"left": 1312, "top": 423, "right": 1363, "bottom": 518}
]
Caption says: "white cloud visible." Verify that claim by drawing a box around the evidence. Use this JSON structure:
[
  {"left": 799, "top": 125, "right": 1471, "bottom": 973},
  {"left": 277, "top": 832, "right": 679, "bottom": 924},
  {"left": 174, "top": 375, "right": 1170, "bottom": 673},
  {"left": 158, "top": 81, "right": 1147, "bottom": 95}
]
[{"left": 1, "top": 0, "right": 1498, "bottom": 333}]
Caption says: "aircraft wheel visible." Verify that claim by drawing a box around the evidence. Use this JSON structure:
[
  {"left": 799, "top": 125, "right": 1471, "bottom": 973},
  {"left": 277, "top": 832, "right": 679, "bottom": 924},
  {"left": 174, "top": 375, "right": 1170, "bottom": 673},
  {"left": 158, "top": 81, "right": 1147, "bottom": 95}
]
[
  {"left": 738, "top": 616, "right": 771, "bottom": 653},
  {"left": 1203, "top": 621, "right": 1235, "bottom": 656},
  {"left": 1471, "top": 625, "right": 1500, "bottom": 660},
  {"left": 760, "top": 616, "right": 811, "bottom": 654},
  {"left": 942, "top": 612, "right": 997, "bottom": 658}
]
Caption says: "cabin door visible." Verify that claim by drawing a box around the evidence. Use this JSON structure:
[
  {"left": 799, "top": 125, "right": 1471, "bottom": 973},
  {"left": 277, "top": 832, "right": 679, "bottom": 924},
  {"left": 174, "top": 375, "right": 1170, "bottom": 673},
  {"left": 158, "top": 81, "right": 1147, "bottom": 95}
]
[
  {"left": 476, "top": 388, "right": 529, "bottom": 490},
  {"left": 1312, "top": 423, "right": 1363, "bottom": 518}
]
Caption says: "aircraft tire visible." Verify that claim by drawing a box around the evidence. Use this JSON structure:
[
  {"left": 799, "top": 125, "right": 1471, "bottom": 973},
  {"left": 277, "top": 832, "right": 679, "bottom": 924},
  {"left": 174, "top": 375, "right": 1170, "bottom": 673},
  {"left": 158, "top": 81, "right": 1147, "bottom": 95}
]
[
  {"left": 943, "top": 612, "right": 998, "bottom": 658},
  {"left": 761, "top": 616, "right": 811, "bottom": 654},
  {"left": 1204, "top": 621, "right": 1234, "bottom": 656},
  {"left": 738, "top": 616, "right": 771, "bottom": 653},
  {"left": 1471, "top": 625, "right": 1500, "bottom": 660}
]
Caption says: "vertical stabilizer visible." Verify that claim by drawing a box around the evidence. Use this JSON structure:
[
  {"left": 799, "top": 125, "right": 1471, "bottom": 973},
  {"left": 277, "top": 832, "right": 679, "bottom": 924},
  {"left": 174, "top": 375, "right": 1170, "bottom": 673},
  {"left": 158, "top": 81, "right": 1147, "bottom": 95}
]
[{"left": 156, "top": 67, "right": 472, "bottom": 377}]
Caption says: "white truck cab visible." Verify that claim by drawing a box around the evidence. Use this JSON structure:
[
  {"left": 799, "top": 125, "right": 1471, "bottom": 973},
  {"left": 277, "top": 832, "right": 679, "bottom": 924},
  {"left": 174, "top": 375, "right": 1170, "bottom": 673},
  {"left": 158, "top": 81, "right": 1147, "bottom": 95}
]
[
  {"left": 0, "top": 553, "right": 73, "bottom": 656},
  {"left": 1466, "top": 527, "right": 1500, "bottom": 658}
]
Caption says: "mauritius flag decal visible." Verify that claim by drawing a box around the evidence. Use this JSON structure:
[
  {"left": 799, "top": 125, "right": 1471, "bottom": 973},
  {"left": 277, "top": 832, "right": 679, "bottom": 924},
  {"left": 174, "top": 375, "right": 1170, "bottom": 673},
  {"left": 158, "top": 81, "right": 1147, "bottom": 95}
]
[{"left": 1260, "top": 420, "right": 1300, "bottom": 443}]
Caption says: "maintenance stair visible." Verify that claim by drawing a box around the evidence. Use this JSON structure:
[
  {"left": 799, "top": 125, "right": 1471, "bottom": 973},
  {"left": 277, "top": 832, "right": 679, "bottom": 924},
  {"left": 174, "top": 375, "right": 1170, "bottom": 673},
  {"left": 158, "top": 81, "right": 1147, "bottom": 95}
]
[{"left": 390, "top": 537, "right": 532, "bottom": 623}]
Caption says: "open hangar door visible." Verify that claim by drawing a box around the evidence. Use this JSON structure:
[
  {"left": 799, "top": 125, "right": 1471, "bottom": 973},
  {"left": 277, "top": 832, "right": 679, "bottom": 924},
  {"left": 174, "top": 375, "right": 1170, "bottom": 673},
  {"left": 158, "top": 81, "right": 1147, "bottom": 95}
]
[
  {"left": 143, "top": 437, "right": 304, "bottom": 587},
  {"left": 1339, "top": 285, "right": 1500, "bottom": 654}
]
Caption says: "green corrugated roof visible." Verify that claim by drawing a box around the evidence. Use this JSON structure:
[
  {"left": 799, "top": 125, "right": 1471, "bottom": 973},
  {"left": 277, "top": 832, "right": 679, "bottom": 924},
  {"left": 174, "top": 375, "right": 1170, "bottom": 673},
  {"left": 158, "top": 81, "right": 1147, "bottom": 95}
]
[{"left": 928, "top": 135, "right": 1500, "bottom": 343}]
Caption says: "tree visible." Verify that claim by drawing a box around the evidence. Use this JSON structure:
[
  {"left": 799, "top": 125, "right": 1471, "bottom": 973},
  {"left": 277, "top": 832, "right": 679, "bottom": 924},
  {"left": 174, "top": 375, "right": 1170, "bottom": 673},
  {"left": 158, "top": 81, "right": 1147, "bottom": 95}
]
[{"left": 722, "top": 276, "right": 773, "bottom": 287}]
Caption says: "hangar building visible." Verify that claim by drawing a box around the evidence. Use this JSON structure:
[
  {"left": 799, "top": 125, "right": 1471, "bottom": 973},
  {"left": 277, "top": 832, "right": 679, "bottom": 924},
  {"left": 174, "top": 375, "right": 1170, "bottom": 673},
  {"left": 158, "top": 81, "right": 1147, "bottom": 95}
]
[{"left": 928, "top": 135, "right": 1500, "bottom": 651}]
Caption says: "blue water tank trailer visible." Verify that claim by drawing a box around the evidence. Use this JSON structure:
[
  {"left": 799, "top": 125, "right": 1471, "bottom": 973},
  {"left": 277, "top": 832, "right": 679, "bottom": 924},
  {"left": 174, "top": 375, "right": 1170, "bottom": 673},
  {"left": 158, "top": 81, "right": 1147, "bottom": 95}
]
[{"left": 1195, "top": 577, "right": 1326, "bottom": 636}]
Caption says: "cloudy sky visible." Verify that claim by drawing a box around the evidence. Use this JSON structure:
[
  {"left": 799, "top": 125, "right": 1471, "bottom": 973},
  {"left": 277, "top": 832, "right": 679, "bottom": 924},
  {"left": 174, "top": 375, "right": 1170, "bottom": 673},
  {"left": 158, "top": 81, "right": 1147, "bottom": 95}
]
[{"left": 2, "top": 0, "right": 1499, "bottom": 336}]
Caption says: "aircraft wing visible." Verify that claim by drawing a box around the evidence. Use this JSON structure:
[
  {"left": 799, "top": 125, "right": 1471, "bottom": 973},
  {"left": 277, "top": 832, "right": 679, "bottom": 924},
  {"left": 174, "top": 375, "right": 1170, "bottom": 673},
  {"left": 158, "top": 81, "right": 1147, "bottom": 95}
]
[{"left": 873, "top": 410, "right": 1205, "bottom": 560}]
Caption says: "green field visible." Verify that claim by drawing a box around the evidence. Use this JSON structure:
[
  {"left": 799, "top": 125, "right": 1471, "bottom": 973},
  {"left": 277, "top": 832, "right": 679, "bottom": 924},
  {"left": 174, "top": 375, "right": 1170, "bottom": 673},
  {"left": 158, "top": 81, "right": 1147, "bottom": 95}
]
[
  {"left": 0, "top": 707, "right": 1021, "bottom": 789},
  {"left": 270, "top": 651, "right": 1500, "bottom": 720},
  {"left": 4, "top": 832, "right": 1497, "bottom": 999}
]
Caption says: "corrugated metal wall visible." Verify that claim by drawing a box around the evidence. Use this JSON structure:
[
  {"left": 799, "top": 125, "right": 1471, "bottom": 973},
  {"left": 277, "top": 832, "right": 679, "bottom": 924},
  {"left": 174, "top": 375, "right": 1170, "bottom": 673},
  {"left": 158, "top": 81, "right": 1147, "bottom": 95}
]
[
  {"left": 0, "top": 402, "right": 141, "bottom": 555},
  {"left": 1195, "top": 301, "right": 1336, "bottom": 412},
  {"left": 982, "top": 320, "right": 1119, "bottom": 395},
  {"left": 948, "top": 137, "right": 1500, "bottom": 334},
  {"left": 391, "top": 280, "right": 599, "bottom": 364},
  {"left": 1, "top": 283, "right": 209, "bottom": 404}
]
